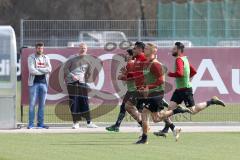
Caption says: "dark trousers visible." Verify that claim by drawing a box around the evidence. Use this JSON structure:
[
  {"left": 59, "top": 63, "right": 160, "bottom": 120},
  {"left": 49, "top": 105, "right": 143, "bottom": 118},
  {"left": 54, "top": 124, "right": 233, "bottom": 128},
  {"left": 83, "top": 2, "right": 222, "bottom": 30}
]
[{"left": 67, "top": 81, "right": 91, "bottom": 123}]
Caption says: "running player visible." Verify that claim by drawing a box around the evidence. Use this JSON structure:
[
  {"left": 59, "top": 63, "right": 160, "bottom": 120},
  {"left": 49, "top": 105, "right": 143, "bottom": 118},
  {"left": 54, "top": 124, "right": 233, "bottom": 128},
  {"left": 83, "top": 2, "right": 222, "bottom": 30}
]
[
  {"left": 106, "top": 48, "right": 169, "bottom": 132},
  {"left": 106, "top": 48, "right": 136, "bottom": 132},
  {"left": 120, "top": 41, "right": 147, "bottom": 127},
  {"left": 154, "top": 42, "right": 226, "bottom": 137},
  {"left": 135, "top": 43, "right": 187, "bottom": 144}
]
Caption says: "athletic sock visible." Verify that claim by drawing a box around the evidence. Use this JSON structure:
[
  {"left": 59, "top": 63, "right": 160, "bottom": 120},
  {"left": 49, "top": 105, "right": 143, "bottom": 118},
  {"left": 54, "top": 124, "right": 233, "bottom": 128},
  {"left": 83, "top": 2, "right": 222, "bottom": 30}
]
[
  {"left": 162, "top": 119, "right": 170, "bottom": 132},
  {"left": 115, "top": 112, "right": 125, "bottom": 127},
  {"left": 142, "top": 133, "right": 148, "bottom": 140},
  {"left": 138, "top": 121, "right": 143, "bottom": 127},
  {"left": 161, "top": 126, "right": 169, "bottom": 133},
  {"left": 114, "top": 103, "right": 126, "bottom": 127},
  {"left": 169, "top": 123, "right": 175, "bottom": 131},
  {"left": 206, "top": 100, "right": 212, "bottom": 107},
  {"left": 173, "top": 107, "right": 183, "bottom": 114}
]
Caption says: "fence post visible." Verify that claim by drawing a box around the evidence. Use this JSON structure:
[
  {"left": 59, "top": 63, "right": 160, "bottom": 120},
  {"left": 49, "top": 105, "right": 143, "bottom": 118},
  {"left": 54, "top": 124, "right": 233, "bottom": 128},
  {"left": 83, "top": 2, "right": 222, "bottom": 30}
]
[
  {"left": 172, "top": 1, "right": 176, "bottom": 39},
  {"left": 20, "top": 19, "right": 24, "bottom": 47},
  {"left": 224, "top": 0, "right": 229, "bottom": 39},
  {"left": 188, "top": 0, "right": 193, "bottom": 39},
  {"left": 207, "top": 0, "right": 211, "bottom": 46},
  {"left": 138, "top": 18, "right": 141, "bottom": 41}
]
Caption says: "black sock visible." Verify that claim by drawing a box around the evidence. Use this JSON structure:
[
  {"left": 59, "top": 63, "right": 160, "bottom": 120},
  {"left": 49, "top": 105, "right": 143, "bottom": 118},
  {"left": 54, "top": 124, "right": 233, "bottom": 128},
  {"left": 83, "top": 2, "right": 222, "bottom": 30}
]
[
  {"left": 162, "top": 126, "right": 169, "bottom": 133},
  {"left": 138, "top": 121, "right": 143, "bottom": 127},
  {"left": 173, "top": 107, "right": 182, "bottom": 114},
  {"left": 142, "top": 133, "right": 147, "bottom": 140},
  {"left": 87, "top": 121, "right": 91, "bottom": 124},
  {"left": 162, "top": 120, "right": 170, "bottom": 132},
  {"left": 119, "top": 103, "right": 126, "bottom": 113},
  {"left": 114, "top": 103, "right": 126, "bottom": 127},
  {"left": 169, "top": 123, "right": 175, "bottom": 131},
  {"left": 207, "top": 100, "right": 212, "bottom": 107},
  {"left": 115, "top": 112, "right": 125, "bottom": 127}
]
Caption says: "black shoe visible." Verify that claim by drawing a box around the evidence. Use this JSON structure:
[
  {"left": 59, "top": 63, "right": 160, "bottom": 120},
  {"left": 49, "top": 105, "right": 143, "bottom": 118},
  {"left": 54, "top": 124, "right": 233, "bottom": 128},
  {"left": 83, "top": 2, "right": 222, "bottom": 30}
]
[
  {"left": 135, "top": 138, "right": 148, "bottom": 144},
  {"left": 153, "top": 131, "right": 167, "bottom": 138},
  {"left": 162, "top": 99, "right": 169, "bottom": 108},
  {"left": 211, "top": 96, "right": 225, "bottom": 107},
  {"left": 105, "top": 125, "right": 119, "bottom": 132}
]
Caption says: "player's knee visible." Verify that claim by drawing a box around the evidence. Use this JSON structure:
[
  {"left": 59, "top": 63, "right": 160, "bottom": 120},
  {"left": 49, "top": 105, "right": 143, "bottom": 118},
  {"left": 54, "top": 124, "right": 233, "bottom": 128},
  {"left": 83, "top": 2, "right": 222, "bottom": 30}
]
[
  {"left": 141, "top": 111, "right": 148, "bottom": 121},
  {"left": 125, "top": 102, "right": 134, "bottom": 109},
  {"left": 157, "top": 115, "right": 164, "bottom": 122},
  {"left": 168, "top": 102, "right": 178, "bottom": 110},
  {"left": 168, "top": 106, "right": 176, "bottom": 111},
  {"left": 142, "top": 118, "right": 148, "bottom": 123},
  {"left": 151, "top": 114, "right": 160, "bottom": 123},
  {"left": 125, "top": 104, "right": 131, "bottom": 111},
  {"left": 142, "top": 108, "right": 148, "bottom": 114}
]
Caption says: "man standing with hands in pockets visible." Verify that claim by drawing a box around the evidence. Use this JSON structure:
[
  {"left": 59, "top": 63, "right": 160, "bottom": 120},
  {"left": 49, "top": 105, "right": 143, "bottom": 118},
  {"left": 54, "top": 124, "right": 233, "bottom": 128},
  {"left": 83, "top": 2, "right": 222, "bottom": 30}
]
[{"left": 64, "top": 43, "right": 98, "bottom": 129}]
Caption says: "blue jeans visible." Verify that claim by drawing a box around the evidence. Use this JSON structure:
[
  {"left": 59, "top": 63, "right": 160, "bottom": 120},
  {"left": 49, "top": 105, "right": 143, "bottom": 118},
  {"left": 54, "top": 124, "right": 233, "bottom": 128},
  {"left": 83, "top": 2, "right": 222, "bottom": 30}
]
[{"left": 28, "top": 83, "right": 48, "bottom": 127}]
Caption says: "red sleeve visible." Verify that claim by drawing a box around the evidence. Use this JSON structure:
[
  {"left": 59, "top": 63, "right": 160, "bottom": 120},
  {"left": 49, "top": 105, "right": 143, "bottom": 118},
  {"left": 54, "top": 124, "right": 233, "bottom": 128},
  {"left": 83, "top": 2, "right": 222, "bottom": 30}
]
[
  {"left": 120, "top": 63, "right": 138, "bottom": 81},
  {"left": 168, "top": 58, "right": 184, "bottom": 77},
  {"left": 147, "top": 62, "right": 164, "bottom": 89},
  {"left": 190, "top": 63, "right": 197, "bottom": 77},
  {"left": 125, "top": 56, "right": 146, "bottom": 87},
  {"left": 126, "top": 71, "right": 143, "bottom": 81},
  {"left": 126, "top": 61, "right": 144, "bottom": 81}
]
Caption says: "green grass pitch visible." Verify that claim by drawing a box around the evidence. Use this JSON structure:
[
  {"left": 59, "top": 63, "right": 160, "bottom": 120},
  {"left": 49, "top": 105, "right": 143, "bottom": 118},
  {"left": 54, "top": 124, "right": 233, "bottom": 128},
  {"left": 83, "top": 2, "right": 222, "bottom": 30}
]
[
  {"left": 16, "top": 82, "right": 240, "bottom": 123},
  {"left": 0, "top": 132, "right": 239, "bottom": 160}
]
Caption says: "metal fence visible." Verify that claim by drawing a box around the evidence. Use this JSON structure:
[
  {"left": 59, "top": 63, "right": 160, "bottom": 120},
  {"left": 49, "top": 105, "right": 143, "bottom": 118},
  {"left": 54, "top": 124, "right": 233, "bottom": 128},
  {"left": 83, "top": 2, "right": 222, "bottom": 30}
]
[
  {"left": 157, "top": 0, "right": 240, "bottom": 46},
  {"left": 19, "top": 19, "right": 240, "bottom": 125},
  {"left": 20, "top": 19, "right": 240, "bottom": 48}
]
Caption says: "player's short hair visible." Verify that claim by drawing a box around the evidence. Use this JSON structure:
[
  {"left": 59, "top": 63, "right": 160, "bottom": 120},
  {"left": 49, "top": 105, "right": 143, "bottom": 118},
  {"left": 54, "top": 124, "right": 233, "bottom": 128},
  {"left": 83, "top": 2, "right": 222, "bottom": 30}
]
[
  {"left": 135, "top": 41, "right": 145, "bottom": 50},
  {"left": 127, "top": 48, "right": 133, "bottom": 56},
  {"left": 79, "top": 42, "right": 87, "bottom": 47},
  {"left": 146, "top": 43, "right": 158, "bottom": 52},
  {"left": 175, "top": 42, "right": 184, "bottom": 52},
  {"left": 35, "top": 42, "right": 44, "bottom": 48}
]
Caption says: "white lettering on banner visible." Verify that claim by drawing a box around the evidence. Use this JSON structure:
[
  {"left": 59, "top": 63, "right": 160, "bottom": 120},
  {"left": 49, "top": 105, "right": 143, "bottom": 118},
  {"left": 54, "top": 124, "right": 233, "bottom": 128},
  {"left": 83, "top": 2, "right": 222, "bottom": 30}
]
[
  {"left": 0, "top": 59, "right": 21, "bottom": 76},
  {"left": 232, "top": 69, "right": 240, "bottom": 94},
  {"left": 192, "top": 59, "right": 229, "bottom": 94},
  {"left": 0, "top": 59, "right": 9, "bottom": 75},
  {"left": 16, "top": 60, "right": 21, "bottom": 76},
  {"left": 6, "top": 59, "right": 9, "bottom": 75}
]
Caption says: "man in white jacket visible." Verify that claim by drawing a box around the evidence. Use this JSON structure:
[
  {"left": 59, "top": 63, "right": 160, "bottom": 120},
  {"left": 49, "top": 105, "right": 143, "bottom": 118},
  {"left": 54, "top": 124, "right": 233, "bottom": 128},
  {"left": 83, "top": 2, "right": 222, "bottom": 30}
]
[{"left": 27, "top": 42, "right": 52, "bottom": 129}]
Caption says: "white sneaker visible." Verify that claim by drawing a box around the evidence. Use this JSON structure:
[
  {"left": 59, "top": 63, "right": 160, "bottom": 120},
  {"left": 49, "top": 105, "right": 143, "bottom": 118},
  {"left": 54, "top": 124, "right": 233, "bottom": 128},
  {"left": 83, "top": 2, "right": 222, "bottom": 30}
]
[
  {"left": 173, "top": 128, "right": 181, "bottom": 142},
  {"left": 72, "top": 122, "right": 79, "bottom": 129},
  {"left": 87, "top": 122, "right": 98, "bottom": 128}
]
